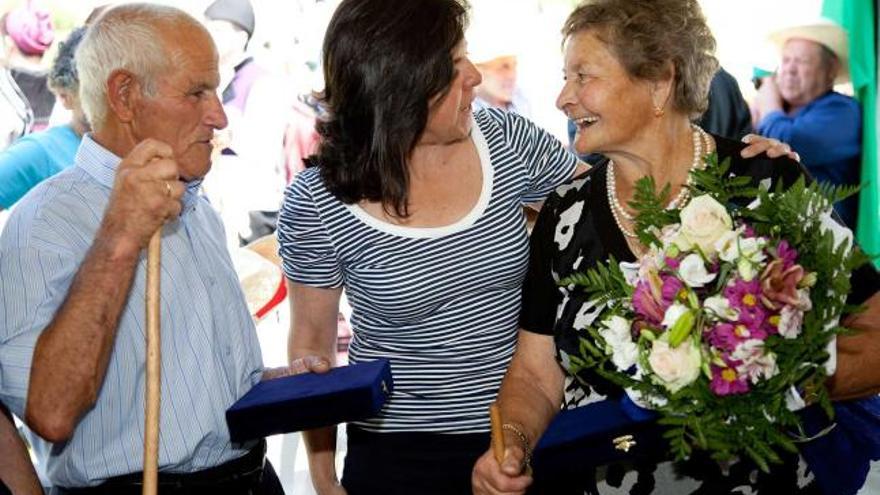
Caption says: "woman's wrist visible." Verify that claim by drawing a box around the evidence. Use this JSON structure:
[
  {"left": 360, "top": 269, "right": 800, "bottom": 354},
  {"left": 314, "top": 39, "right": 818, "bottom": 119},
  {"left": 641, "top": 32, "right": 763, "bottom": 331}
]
[{"left": 502, "top": 422, "right": 533, "bottom": 470}]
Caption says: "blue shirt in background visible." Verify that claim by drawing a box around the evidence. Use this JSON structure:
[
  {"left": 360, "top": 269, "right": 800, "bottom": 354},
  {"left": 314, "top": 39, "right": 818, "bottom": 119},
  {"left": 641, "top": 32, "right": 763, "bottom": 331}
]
[
  {"left": 0, "top": 124, "right": 80, "bottom": 209},
  {"left": 758, "top": 91, "right": 862, "bottom": 227}
]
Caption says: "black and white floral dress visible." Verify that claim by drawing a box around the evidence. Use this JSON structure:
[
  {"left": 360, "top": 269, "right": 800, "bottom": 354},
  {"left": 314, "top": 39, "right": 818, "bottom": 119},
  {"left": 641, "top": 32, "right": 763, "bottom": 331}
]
[{"left": 519, "top": 134, "right": 880, "bottom": 495}]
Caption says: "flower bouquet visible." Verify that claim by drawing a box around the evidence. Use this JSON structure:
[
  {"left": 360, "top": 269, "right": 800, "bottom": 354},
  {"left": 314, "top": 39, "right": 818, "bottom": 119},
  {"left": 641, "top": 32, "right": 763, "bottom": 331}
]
[{"left": 561, "top": 155, "right": 867, "bottom": 471}]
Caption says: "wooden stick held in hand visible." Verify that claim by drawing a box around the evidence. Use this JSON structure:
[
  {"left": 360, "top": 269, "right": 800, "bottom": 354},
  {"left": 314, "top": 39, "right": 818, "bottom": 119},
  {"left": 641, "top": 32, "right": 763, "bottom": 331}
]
[
  {"left": 143, "top": 229, "right": 162, "bottom": 495},
  {"left": 490, "top": 403, "right": 505, "bottom": 463}
]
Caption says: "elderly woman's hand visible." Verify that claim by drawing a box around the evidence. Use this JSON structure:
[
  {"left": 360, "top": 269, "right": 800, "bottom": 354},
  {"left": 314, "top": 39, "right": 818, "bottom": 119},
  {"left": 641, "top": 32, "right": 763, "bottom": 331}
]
[
  {"left": 471, "top": 443, "right": 532, "bottom": 495},
  {"left": 740, "top": 134, "right": 801, "bottom": 162},
  {"left": 261, "top": 355, "right": 331, "bottom": 381}
]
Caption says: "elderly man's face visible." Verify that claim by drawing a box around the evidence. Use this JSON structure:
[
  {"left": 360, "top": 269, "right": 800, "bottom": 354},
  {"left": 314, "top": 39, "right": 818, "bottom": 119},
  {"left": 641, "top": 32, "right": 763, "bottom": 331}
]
[
  {"left": 135, "top": 24, "right": 227, "bottom": 181},
  {"left": 777, "top": 38, "right": 835, "bottom": 109}
]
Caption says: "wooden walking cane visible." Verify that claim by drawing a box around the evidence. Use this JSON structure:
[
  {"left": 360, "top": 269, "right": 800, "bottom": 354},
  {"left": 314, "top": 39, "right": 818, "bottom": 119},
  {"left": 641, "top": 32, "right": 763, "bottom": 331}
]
[
  {"left": 143, "top": 229, "right": 162, "bottom": 494},
  {"left": 490, "top": 403, "right": 505, "bottom": 463}
]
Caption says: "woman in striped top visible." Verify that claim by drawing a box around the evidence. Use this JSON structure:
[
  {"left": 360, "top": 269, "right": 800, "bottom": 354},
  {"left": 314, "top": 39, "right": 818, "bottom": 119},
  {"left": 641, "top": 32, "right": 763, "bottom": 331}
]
[
  {"left": 277, "top": 1, "right": 581, "bottom": 492},
  {"left": 277, "top": 0, "right": 792, "bottom": 493}
]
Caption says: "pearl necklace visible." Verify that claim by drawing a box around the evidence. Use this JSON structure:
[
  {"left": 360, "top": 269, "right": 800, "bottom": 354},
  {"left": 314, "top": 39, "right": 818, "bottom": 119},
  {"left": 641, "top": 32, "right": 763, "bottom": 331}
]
[{"left": 606, "top": 125, "right": 710, "bottom": 239}]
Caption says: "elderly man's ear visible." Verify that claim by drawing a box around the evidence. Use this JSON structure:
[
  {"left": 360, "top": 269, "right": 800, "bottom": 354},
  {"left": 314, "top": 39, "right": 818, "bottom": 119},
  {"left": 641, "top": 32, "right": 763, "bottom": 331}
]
[{"left": 106, "top": 69, "right": 140, "bottom": 124}]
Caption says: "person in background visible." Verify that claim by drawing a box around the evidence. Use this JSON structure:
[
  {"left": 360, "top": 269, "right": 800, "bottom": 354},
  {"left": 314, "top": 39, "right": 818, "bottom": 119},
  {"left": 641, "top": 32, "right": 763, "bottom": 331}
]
[
  {"left": 0, "top": 64, "right": 31, "bottom": 148},
  {"left": 468, "top": 20, "right": 531, "bottom": 117},
  {"left": 1, "top": 1, "right": 54, "bottom": 132},
  {"left": 0, "top": 27, "right": 87, "bottom": 211},
  {"left": 699, "top": 67, "right": 753, "bottom": 140},
  {"left": 753, "top": 19, "right": 860, "bottom": 227},
  {"left": 203, "top": 0, "right": 291, "bottom": 245},
  {"left": 0, "top": 5, "right": 287, "bottom": 492}
]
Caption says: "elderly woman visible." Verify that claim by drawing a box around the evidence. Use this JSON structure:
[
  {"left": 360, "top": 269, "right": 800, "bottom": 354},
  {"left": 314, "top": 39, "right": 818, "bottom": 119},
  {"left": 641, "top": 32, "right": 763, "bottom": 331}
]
[
  {"left": 471, "top": 0, "right": 880, "bottom": 494},
  {"left": 279, "top": 0, "right": 796, "bottom": 493},
  {"left": 0, "top": 27, "right": 87, "bottom": 210}
]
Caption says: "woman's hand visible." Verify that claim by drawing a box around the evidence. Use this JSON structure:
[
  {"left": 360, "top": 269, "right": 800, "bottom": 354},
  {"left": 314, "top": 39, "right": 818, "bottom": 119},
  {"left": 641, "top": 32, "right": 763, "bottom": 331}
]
[
  {"left": 472, "top": 442, "right": 532, "bottom": 495},
  {"left": 261, "top": 355, "right": 331, "bottom": 381},
  {"left": 740, "top": 134, "right": 800, "bottom": 162}
]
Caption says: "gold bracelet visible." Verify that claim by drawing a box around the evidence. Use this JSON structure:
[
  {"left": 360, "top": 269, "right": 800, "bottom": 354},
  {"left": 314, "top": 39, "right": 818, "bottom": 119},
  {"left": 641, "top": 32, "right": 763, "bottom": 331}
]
[{"left": 502, "top": 423, "right": 532, "bottom": 470}]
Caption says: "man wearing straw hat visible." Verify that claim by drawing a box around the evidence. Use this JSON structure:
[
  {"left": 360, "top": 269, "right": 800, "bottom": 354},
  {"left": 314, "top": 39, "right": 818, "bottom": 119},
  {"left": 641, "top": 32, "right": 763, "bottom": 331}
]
[
  {"left": 753, "top": 18, "right": 861, "bottom": 227},
  {"left": 0, "top": 4, "right": 284, "bottom": 493}
]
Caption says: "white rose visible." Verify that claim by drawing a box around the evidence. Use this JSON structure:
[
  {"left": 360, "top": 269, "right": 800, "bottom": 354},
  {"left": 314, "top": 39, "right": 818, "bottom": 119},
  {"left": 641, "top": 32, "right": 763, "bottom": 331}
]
[
  {"left": 598, "top": 316, "right": 639, "bottom": 370},
  {"left": 679, "top": 195, "right": 733, "bottom": 256},
  {"left": 704, "top": 295, "right": 738, "bottom": 321},
  {"left": 661, "top": 303, "right": 690, "bottom": 330},
  {"left": 678, "top": 253, "right": 717, "bottom": 288},
  {"left": 648, "top": 339, "right": 702, "bottom": 393}
]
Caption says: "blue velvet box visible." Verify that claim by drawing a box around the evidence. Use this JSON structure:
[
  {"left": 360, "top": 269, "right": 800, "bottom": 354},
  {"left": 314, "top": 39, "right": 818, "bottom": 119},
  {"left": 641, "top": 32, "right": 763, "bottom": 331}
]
[
  {"left": 226, "top": 359, "right": 393, "bottom": 443},
  {"left": 532, "top": 398, "right": 665, "bottom": 479}
]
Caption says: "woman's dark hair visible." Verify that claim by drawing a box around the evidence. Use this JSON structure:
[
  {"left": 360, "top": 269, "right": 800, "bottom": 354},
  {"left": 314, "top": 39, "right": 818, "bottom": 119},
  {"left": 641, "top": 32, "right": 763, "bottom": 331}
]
[
  {"left": 48, "top": 27, "right": 87, "bottom": 93},
  {"left": 313, "top": 0, "right": 469, "bottom": 217}
]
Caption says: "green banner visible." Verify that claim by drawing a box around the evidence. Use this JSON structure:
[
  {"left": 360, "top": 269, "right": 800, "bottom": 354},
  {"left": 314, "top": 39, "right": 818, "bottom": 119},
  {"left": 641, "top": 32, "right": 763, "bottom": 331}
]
[{"left": 823, "top": 0, "right": 879, "bottom": 266}]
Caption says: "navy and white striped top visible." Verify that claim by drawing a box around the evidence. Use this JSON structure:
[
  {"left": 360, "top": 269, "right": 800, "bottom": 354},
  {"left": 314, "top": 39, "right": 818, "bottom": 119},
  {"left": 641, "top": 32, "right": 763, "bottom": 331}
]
[
  {"left": 0, "top": 136, "right": 264, "bottom": 487},
  {"left": 277, "top": 109, "right": 577, "bottom": 433}
]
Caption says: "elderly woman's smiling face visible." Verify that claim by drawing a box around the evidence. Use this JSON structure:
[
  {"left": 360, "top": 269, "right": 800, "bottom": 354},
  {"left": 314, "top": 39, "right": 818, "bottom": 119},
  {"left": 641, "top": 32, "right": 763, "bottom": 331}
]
[{"left": 556, "top": 30, "right": 657, "bottom": 156}]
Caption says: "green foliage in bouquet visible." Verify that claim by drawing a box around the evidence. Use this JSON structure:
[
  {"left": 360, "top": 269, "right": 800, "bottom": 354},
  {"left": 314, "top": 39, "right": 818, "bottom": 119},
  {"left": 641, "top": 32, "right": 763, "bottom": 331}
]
[{"left": 559, "top": 153, "right": 868, "bottom": 472}]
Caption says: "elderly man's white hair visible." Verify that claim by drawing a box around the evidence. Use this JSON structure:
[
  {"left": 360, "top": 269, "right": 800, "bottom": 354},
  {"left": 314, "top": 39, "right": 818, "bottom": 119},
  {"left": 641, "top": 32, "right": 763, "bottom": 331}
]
[{"left": 76, "top": 3, "right": 207, "bottom": 130}]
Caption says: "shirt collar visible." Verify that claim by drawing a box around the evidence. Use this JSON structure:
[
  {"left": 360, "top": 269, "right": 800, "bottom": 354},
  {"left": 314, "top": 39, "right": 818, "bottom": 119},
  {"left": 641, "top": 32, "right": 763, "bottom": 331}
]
[{"left": 76, "top": 134, "right": 203, "bottom": 212}]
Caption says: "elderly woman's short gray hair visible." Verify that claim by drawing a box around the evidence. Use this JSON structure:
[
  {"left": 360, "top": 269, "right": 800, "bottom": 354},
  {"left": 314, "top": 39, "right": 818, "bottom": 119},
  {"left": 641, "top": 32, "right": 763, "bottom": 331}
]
[
  {"left": 563, "top": 0, "right": 719, "bottom": 118},
  {"left": 75, "top": 3, "right": 198, "bottom": 130}
]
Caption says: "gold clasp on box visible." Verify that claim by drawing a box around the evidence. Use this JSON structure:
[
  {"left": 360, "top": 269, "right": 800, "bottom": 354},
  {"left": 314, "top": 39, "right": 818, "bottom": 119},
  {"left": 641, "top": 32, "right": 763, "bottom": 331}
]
[{"left": 613, "top": 434, "right": 636, "bottom": 452}]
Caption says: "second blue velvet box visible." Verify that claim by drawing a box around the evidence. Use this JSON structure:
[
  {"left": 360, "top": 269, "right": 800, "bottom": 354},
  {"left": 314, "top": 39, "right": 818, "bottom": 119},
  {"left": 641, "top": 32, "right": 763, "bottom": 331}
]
[
  {"left": 532, "top": 398, "right": 665, "bottom": 478},
  {"left": 226, "top": 359, "right": 393, "bottom": 443}
]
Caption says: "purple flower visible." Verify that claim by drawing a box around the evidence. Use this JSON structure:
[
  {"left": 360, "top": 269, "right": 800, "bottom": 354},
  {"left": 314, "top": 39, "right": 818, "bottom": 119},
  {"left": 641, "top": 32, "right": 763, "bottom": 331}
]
[
  {"left": 707, "top": 322, "right": 767, "bottom": 352},
  {"left": 661, "top": 276, "right": 685, "bottom": 305},
  {"left": 710, "top": 364, "right": 750, "bottom": 396},
  {"left": 775, "top": 240, "right": 798, "bottom": 268},
  {"left": 724, "top": 278, "right": 767, "bottom": 327},
  {"left": 665, "top": 257, "right": 681, "bottom": 270},
  {"left": 707, "top": 323, "right": 740, "bottom": 352},
  {"left": 633, "top": 280, "right": 665, "bottom": 325}
]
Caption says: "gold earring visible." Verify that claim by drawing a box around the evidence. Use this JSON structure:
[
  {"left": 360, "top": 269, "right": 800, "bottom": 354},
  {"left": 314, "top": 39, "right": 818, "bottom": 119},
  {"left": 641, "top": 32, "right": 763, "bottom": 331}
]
[{"left": 653, "top": 105, "right": 665, "bottom": 118}]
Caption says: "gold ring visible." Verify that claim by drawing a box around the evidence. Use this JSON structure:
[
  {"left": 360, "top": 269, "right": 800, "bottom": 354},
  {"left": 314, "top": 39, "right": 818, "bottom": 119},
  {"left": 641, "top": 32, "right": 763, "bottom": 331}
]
[{"left": 164, "top": 181, "right": 172, "bottom": 198}]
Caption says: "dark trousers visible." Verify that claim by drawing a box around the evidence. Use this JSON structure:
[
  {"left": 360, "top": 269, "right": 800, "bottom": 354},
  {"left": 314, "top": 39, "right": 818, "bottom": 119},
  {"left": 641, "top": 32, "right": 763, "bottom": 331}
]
[
  {"left": 51, "top": 441, "right": 283, "bottom": 495},
  {"left": 342, "top": 425, "right": 489, "bottom": 494}
]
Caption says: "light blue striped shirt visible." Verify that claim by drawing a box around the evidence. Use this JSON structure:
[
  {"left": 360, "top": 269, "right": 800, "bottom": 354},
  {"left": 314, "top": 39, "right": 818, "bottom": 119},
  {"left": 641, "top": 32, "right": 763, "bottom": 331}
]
[{"left": 0, "top": 135, "right": 264, "bottom": 487}]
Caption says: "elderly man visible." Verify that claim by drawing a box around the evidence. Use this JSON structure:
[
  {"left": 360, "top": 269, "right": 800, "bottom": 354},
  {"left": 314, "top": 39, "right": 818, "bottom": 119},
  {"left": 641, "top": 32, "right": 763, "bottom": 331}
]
[
  {"left": 0, "top": 4, "right": 283, "bottom": 493},
  {"left": 753, "top": 19, "right": 861, "bottom": 227}
]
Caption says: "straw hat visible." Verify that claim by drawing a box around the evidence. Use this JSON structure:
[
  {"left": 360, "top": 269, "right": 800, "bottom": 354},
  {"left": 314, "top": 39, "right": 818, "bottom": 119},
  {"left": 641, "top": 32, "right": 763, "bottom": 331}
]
[{"left": 768, "top": 18, "right": 850, "bottom": 84}]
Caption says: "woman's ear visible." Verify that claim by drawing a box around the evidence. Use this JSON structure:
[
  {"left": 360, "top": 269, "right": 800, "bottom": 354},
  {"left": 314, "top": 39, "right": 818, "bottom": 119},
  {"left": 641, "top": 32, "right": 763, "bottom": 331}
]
[
  {"left": 105, "top": 69, "right": 139, "bottom": 124},
  {"left": 651, "top": 61, "right": 676, "bottom": 117}
]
